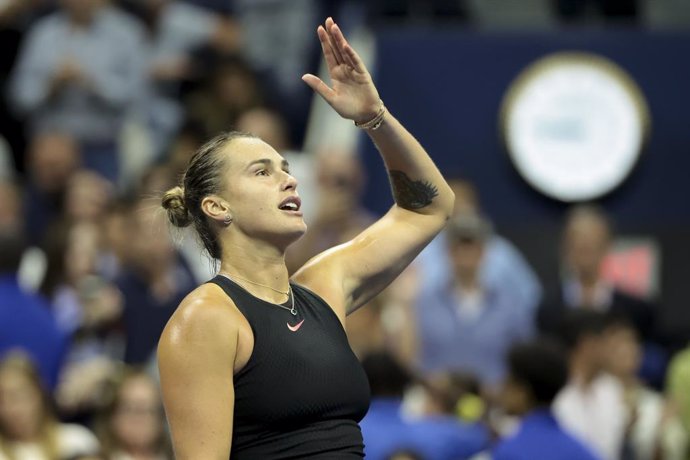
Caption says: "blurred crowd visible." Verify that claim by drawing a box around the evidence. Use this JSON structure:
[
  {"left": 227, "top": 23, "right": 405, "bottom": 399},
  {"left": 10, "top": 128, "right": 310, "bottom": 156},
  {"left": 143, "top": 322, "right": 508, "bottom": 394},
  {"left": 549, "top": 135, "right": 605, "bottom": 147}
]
[{"left": 0, "top": 0, "right": 689, "bottom": 459}]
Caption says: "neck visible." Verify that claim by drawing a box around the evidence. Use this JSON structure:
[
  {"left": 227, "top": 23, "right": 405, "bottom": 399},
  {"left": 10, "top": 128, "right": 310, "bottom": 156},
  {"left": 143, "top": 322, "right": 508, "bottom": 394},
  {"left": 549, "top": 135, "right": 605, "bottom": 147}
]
[
  {"left": 455, "top": 272, "right": 480, "bottom": 292},
  {"left": 615, "top": 372, "right": 638, "bottom": 389},
  {"left": 69, "top": 14, "right": 95, "bottom": 28},
  {"left": 219, "top": 236, "right": 289, "bottom": 304},
  {"left": 569, "top": 355, "right": 598, "bottom": 386}
]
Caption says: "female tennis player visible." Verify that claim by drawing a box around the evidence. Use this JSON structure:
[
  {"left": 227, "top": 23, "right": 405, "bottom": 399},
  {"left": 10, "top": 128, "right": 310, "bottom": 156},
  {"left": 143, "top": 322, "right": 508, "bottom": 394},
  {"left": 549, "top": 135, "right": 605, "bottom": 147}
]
[{"left": 158, "top": 17, "right": 455, "bottom": 459}]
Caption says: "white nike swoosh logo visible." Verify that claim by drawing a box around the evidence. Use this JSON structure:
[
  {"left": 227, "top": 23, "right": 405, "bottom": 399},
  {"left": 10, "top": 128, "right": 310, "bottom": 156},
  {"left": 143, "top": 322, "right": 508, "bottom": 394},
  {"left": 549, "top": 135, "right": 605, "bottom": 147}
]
[{"left": 287, "top": 319, "right": 305, "bottom": 332}]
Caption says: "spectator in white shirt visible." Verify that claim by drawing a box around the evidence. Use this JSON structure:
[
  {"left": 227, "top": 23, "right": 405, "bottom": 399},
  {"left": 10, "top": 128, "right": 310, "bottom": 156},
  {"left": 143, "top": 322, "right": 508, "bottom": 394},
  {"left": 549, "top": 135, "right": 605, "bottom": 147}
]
[
  {"left": 553, "top": 310, "right": 628, "bottom": 460},
  {"left": 605, "top": 318, "right": 687, "bottom": 460}
]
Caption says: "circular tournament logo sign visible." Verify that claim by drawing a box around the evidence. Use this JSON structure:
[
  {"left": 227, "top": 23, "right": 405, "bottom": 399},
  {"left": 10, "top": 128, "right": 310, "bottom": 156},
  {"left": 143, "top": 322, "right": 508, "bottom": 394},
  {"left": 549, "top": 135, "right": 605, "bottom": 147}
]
[{"left": 500, "top": 52, "right": 650, "bottom": 202}]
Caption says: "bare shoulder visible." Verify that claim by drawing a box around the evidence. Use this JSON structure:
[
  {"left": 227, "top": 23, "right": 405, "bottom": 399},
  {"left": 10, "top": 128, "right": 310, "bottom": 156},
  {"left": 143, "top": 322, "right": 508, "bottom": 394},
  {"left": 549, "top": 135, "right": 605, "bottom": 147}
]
[
  {"left": 158, "top": 283, "right": 240, "bottom": 356},
  {"left": 157, "top": 283, "right": 238, "bottom": 459}
]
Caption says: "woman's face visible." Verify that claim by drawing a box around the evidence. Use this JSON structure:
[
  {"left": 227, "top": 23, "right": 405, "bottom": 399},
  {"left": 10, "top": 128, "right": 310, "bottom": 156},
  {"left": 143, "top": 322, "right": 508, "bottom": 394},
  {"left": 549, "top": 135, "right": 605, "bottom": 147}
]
[
  {"left": 604, "top": 325, "right": 641, "bottom": 378},
  {"left": 218, "top": 138, "right": 307, "bottom": 245},
  {"left": 0, "top": 369, "right": 44, "bottom": 440},
  {"left": 499, "top": 376, "right": 530, "bottom": 416},
  {"left": 449, "top": 238, "right": 484, "bottom": 282},
  {"left": 127, "top": 203, "right": 175, "bottom": 273},
  {"left": 112, "top": 376, "right": 164, "bottom": 452}
]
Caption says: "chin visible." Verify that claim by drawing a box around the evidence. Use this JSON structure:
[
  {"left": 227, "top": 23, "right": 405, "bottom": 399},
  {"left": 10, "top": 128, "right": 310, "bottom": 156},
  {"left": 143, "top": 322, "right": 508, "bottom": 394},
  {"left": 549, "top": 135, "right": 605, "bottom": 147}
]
[
  {"left": 262, "top": 222, "right": 307, "bottom": 249},
  {"left": 286, "top": 223, "right": 308, "bottom": 243}
]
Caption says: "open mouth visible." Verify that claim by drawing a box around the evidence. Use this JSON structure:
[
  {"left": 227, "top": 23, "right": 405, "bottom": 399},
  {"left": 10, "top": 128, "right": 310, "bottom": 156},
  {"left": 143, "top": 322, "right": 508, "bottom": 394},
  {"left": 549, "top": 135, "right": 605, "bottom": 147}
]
[{"left": 278, "top": 196, "right": 303, "bottom": 215}]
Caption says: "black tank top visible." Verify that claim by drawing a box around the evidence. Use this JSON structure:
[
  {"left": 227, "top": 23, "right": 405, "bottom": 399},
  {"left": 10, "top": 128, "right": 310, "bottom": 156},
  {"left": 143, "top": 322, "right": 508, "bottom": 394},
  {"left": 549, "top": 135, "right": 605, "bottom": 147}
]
[{"left": 209, "top": 275, "right": 371, "bottom": 459}]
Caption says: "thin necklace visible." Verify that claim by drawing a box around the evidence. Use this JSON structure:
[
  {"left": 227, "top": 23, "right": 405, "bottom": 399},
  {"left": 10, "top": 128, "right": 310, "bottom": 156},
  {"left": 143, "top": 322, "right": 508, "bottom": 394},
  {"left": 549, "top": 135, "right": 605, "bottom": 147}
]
[{"left": 218, "top": 272, "right": 297, "bottom": 316}]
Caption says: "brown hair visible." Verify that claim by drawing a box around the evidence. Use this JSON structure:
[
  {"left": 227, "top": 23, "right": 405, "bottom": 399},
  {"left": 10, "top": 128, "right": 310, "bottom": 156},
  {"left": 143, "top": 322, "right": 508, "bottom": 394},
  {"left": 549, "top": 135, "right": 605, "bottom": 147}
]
[
  {"left": 161, "top": 131, "right": 255, "bottom": 259},
  {"left": 0, "top": 352, "right": 59, "bottom": 460},
  {"left": 95, "top": 367, "right": 171, "bottom": 459}
]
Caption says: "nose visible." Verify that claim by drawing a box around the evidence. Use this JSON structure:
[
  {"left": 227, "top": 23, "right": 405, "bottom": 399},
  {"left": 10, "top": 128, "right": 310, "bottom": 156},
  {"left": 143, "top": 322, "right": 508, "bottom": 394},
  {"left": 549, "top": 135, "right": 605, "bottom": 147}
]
[{"left": 281, "top": 171, "right": 298, "bottom": 191}]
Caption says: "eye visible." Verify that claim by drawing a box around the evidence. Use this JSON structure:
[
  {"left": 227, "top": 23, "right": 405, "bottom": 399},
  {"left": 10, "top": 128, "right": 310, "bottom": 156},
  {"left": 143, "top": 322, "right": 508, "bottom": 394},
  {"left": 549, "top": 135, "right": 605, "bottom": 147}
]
[{"left": 256, "top": 169, "right": 269, "bottom": 176}]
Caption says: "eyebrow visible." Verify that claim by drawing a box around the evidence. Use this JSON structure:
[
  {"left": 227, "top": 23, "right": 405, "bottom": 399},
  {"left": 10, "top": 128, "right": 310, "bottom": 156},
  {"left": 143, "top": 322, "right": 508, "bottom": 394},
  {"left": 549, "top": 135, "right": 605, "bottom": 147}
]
[{"left": 246, "top": 158, "right": 290, "bottom": 170}]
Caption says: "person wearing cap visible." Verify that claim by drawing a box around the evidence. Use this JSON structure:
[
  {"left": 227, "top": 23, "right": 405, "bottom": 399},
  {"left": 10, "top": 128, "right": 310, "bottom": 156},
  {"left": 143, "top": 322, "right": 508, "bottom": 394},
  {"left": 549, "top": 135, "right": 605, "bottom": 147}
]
[{"left": 411, "top": 212, "right": 537, "bottom": 390}]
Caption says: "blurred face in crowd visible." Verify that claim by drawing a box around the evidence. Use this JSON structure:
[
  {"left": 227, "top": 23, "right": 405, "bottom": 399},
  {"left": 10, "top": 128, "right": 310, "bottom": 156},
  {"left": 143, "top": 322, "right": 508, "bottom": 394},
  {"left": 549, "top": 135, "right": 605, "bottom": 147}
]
[
  {"left": 576, "top": 332, "right": 608, "bottom": 375},
  {"left": 60, "top": 0, "right": 104, "bottom": 24},
  {"left": 65, "top": 170, "right": 111, "bottom": 223},
  {"left": 144, "top": 0, "right": 168, "bottom": 13},
  {"left": 422, "top": 372, "right": 482, "bottom": 420},
  {"left": 604, "top": 324, "right": 641, "bottom": 380},
  {"left": 316, "top": 150, "right": 364, "bottom": 214},
  {"left": 28, "top": 132, "right": 79, "bottom": 193},
  {"left": 448, "top": 179, "right": 479, "bottom": 215},
  {"left": 170, "top": 132, "right": 204, "bottom": 177},
  {"left": 127, "top": 201, "right": 176, "bottom": 274},
  {"left": 449, "top": 236, "right": 485, "bottom": 285},
  {"left": 0, "top": 363, "right": 45, "bottom": 440},
  {"left": 317, "top": 151, "right": 363, "bottom": 192},
  {"left": 499, "top": 375, "right": 531, "bottom": 416},
  {"left": 111, "top": 374, "right": 164, "bottom": 454},
  {"left": 563, "top": 213, "right": 610, "bottom": 283},
  {"left": 236, "top": 108, "right": 290, "bottom": 153},
  {"left": 214, "top": 63, "right": 259, "bottom": 113}
]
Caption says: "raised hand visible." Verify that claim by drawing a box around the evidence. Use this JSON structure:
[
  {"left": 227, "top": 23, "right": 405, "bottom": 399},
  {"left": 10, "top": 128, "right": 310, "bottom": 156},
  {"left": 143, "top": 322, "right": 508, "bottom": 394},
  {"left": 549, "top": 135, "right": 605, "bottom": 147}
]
[{"left": 302, "top": 17, "right": 381, "bottom": 124}]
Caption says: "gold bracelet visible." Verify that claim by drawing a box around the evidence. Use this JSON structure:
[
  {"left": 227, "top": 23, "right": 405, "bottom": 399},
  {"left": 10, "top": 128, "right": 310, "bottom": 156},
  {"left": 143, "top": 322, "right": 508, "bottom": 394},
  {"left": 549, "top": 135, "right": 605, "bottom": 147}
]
[{"left": 354, "top": 100, "right": 386, "bottom": 130}]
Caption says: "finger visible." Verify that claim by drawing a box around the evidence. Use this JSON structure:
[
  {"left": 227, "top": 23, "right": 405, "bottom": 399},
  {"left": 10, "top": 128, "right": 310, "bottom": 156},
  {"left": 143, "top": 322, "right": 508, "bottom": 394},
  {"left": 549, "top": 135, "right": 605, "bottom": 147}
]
[
  {"left": 328, "top": 22, "right": 356, "bottom": 69},
  {"left": 302, "top": 74, "right": 335, "bottom": 104},
  {"left": 332, "top": 23, "right": 366, "bottom": 73},
  {"left": 324, "top": 18, "right": 345, "bottom": 66},
  {"left": 317, "top": 26, "right": 339, "bottom": 70},
  {"left": 343, "top": 42, "right": 367, "bottom": 74}
]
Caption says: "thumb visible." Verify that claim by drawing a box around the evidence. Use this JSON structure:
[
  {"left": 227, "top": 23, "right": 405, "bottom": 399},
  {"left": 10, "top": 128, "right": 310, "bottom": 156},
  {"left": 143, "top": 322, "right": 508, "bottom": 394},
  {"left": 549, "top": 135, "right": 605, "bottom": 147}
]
[{"left": 302, "top": 74, "right": 335, "bottom": 104}]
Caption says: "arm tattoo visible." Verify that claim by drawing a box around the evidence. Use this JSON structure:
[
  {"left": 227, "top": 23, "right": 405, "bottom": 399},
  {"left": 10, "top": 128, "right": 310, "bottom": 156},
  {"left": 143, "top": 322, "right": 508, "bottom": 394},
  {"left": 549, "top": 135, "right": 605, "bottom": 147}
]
[{"left": 388, "top": 170, "right": 439, "bottom": 210}]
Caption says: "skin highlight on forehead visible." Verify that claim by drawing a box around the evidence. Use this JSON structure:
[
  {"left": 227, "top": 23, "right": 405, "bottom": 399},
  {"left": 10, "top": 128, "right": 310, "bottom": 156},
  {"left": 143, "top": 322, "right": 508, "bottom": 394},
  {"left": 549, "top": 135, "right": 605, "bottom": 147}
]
[{"left": 219, "top": 137, "right": 287, "bottom": 175}]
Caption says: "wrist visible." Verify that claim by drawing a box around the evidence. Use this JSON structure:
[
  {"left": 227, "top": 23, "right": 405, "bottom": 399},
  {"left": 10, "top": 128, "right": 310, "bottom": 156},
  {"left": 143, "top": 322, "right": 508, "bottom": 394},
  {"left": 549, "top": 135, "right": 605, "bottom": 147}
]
[
  {"left": 354, "top": 100, "right": 386, "bottom": 130},
  {"left": 353, "top": 100, "right": 382, "bottom": 124}
]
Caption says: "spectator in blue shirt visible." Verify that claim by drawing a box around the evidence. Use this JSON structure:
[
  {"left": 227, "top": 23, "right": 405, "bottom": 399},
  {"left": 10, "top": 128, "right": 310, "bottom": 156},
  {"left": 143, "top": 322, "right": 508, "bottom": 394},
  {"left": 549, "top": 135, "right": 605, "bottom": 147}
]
[
  {"left": 415, "top": 178, "right": 541, "bottom": 325},
  {"left": 0, "top": 228, "right": 67, "bottom": 390},
  {"left": 360, "top": 351, "right": 488, "bottom": 460},
  {"left": 491, "top": 340, "right": 600, "bottom": 460},
  {"left": 413, "top": 212, "right": 536, "bottom": 388},
  {"left": 9, "top": 0, "right": 147, "bottom": 183}
]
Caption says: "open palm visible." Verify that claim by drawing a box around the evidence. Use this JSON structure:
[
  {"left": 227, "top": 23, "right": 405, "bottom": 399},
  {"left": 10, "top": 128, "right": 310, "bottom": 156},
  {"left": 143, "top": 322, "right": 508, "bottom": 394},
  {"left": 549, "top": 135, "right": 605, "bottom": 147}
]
[{"left": 302, "top": 17, "right": 381, "bottom": 124}]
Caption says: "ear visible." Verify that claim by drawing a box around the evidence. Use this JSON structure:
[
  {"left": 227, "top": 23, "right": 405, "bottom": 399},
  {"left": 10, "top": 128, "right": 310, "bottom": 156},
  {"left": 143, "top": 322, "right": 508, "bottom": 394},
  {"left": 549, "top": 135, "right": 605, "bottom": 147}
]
[{"left": 201, "top": 196, "right": 232, "bottom": 225}]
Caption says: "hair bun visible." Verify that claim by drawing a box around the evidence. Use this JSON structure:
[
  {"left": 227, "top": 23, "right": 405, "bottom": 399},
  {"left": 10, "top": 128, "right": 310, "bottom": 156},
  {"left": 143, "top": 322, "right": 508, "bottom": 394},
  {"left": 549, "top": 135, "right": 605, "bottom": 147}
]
[{"left": 161, "top": 186, "right": 192, "bottom": 228}]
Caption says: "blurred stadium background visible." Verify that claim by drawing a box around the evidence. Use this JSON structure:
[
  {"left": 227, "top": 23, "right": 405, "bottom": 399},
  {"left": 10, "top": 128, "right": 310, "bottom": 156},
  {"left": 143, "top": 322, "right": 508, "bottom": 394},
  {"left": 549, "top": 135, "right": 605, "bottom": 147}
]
[{"left": 0, "top": 0, "right": 689, "bottom": 459}]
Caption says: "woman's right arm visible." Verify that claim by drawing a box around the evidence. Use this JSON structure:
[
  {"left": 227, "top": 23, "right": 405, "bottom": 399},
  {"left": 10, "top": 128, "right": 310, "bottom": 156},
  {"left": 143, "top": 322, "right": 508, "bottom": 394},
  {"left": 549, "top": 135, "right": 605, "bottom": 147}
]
[{"left": 157, "top": 285, "right": 238, "bottom": 459}]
